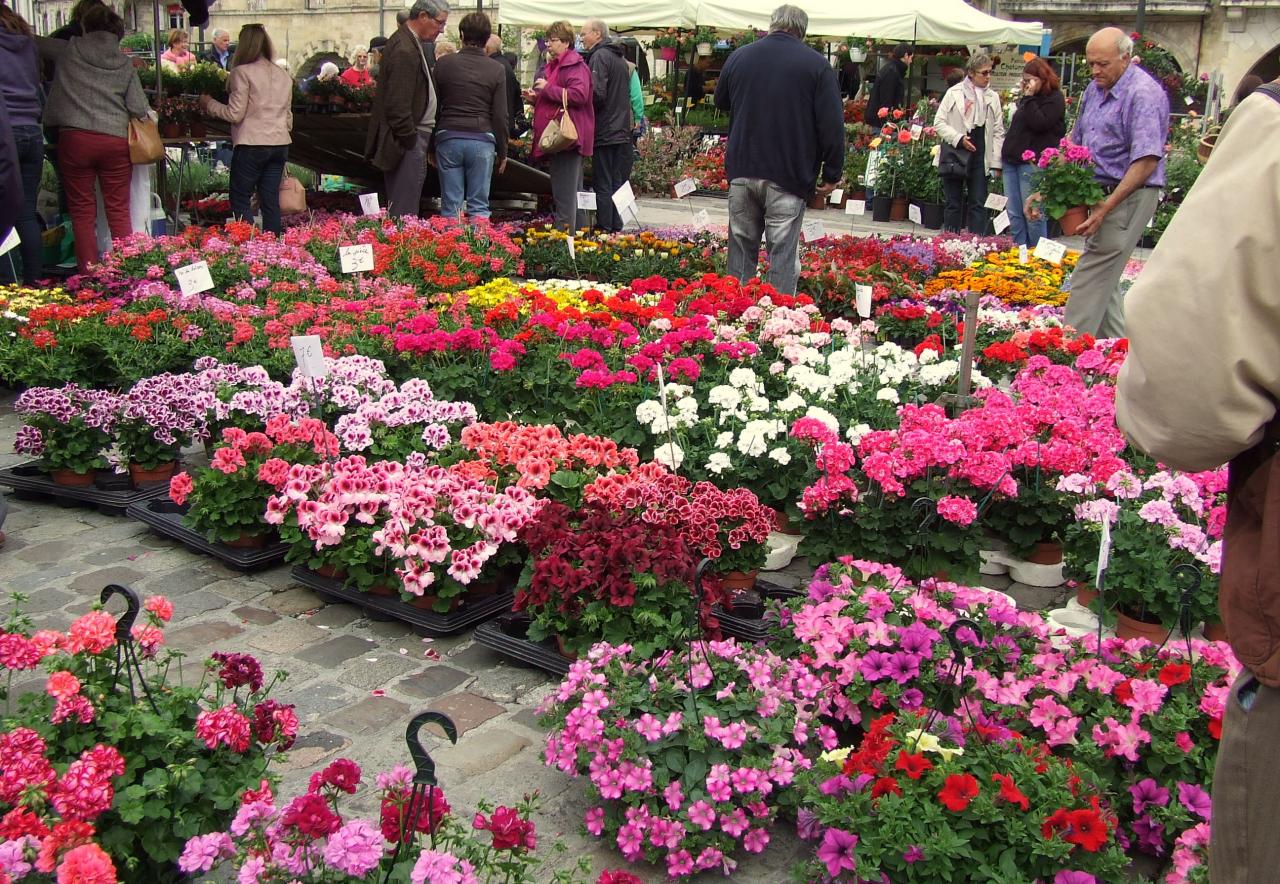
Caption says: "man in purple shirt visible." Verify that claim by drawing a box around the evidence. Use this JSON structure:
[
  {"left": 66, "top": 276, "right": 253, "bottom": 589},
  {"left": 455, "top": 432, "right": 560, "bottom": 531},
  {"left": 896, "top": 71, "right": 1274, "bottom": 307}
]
[{"left": 1063, "top": 26, "right": 1170, "bottom": 338}]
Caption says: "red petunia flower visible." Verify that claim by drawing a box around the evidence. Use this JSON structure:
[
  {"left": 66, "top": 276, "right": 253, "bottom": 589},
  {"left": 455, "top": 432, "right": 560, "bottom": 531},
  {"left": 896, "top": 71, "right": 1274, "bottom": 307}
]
[
  {"left": 1064, "top": 808, "right": 1109, "bottom": 852},
  {"left": 938, "top": 773, "right": 979, "bottom": 812},
  {"left": 991, "top": 773, "right": 1029, "bottom": 811},
  {"left": 1158, "top": 662, "right": 1192, "bottom": 687},
  {"left": 894, "top": 751, "right": 933, "bottom": 780},
  {"left": 871, "top": 776, "right": 902, "bottom": 799}
]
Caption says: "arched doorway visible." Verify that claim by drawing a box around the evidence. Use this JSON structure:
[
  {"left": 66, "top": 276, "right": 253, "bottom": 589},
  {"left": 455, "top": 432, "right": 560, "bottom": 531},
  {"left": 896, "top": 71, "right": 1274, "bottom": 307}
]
[
  {"left": 299, "top": 50, "right": 345, "bottom": 79},
  {"left": 1244, "top": 45, "right": 1280, "bottom": 87}
]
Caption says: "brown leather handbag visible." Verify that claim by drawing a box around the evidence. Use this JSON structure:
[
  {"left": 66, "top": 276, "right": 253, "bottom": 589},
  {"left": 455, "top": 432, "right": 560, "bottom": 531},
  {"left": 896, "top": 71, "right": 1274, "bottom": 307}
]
[{"left": 128, "top": 117, "right": 164, "bottom": 164}]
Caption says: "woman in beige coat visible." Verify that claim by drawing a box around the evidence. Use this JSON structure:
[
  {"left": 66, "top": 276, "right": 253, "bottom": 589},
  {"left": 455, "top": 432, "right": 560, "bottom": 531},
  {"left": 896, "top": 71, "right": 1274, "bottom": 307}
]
[{"left": 933, "top": 53, "right": 1005, "bottom": 234}]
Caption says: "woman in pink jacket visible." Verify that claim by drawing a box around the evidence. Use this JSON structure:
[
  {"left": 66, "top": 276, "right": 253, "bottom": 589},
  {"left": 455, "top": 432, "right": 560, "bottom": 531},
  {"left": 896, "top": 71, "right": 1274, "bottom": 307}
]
[{"left": 526, "top": 19, "right": 594, "bottom": 232}]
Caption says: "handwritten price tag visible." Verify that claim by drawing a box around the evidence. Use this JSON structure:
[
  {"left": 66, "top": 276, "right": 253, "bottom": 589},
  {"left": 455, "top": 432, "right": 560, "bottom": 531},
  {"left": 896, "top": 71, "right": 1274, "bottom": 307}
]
[
  {"left": 174, "top": 260, "right": 214, "bottom": 297},
  {"left": 992, "top": 211, "right": 1011, "bottom": 234},
  {"left": 984, "top": 193, "right": 1008, "bottom": 211},
  {"left": 576, "top": 191, "right": 597, "bottom": 210},
  {"left": 0, "top": 228, "right": 19, "bottom": 257},
  {"left": 908, "top": 204, "right": 922, "bottom": 225},
  {"left": 1033, "top": 237, "right": 1068, "bottom": 265},
  {"left": 855, "top": 284, "right": 873, "bottom": 319},
  {"left": 611, "top": 181, "right": 637, "bottom": 215},
  {"left": 1018, "top": 244, "right": 1029, "bottom": 264},
  {"left": 828, "top": 188, "right": 844, "bottom": 205},
  {"left": 339, "top": 243, "right": 374, "bottom": 274},
  {"left": 910, "top": 123, "right": 923, "bottom": 140},
  {"left": 674, "top": 178, "right": 697, "bottom": 198},
  {"left": 290, "top": 335, "right": 327, "bottom": 379},
  {"left": 801, "top": 219, "right": 826, "bottom": 243},
  {"left": 566, "top": 236, "right": 575, "bottom": 261},
  {"left": 845, "top": 199, "right": 865, "bottom": 216},
  {"left": 358, "top": 192, "right": 381, "bottom": 215},
  {"left": 692, "top": 209, "right": 710, "bottom": 229}
]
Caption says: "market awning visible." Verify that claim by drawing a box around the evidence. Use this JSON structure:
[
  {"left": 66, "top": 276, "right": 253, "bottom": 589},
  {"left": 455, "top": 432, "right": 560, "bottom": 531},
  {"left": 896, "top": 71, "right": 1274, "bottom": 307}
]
[{"left": 497, "top": 0, "right": 694, "bottom": 29}]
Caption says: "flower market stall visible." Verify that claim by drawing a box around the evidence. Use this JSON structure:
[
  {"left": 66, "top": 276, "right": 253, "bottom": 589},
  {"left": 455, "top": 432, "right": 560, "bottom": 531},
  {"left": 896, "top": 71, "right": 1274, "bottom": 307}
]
[{"left": 0, "top": 212, "right": 1229, "bottom": 883}]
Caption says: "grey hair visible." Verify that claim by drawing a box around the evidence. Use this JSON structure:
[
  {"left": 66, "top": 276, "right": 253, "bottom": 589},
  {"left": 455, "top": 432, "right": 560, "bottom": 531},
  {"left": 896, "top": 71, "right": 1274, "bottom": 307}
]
[
  {"left": 211, "top": 27, "right": 228, "bottom": 38},
  {"left": 584, "top": 18, "right": 607, "bottom": 39},
  {"left": 769, "top": 4, "right": 807, "bottom": 38},
  {"left": 966, "top": 52, "right": 992, "bottom": 74},
  {"left": 1114, "top": 31, "right": 1134, "bottom": 55},
  {"left": 408, "top": 0, "right": 448, "bottom": 21}
]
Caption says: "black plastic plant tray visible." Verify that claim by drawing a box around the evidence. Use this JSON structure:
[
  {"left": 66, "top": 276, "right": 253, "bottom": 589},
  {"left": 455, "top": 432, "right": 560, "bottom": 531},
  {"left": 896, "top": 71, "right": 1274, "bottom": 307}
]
[
  {"left": 692, "top": 188, "right": 728, "bottom": 200},
  {"left": 472, "top": 617, "right": 572, "bottom": 676},
  {"left": 715, "top": 579, "right": 804, "bottom": 644},
  {"left": 126, "top": 499, "right": 287, "bottom": 572},
  {"left": 291, "top": 566, "right": 514, "bottom": 637},
  {"left": 0, "top": 461, "right": 171, "bottom": 516}
]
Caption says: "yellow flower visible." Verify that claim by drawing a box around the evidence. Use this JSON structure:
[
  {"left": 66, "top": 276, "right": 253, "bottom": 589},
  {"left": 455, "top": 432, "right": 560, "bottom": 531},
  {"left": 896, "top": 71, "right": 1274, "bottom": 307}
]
[{"left": 820, "top": 746, "right": 853, "bottom": 764}]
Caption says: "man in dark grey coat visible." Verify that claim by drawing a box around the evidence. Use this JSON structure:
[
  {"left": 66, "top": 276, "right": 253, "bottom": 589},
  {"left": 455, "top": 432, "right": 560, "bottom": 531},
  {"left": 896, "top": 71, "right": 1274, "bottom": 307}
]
[{"left": 580, "top": 18, "right": 632, "bottom": 233}]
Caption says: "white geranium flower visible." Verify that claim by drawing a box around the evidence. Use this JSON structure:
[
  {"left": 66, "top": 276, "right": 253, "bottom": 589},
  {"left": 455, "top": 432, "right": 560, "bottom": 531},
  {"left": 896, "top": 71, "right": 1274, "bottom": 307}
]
[
  {"left": 708, "top": 385, "right": 741, "bottom": 411},
  {"left": 768, "top": 447, "right": 792, "bottom": 466},
  {"left": 918, "top": 347, "right": 940, "bottom": 365},
  {"left": 846, "top": 423, "right": 872, "bottom": 444},
  {"left": 776, "top": 393, "right": 806, "bottom": 413},
  {"left": 715, "top": 431, "right": 734, "bottom": 449},
  {"left": 654, "top": 442, "right": 684, "bottom": 470},
  {"left": 876, "top": 387, "right": 900, "bottom": 404},
  {"left": 706, "top": 452, "right": 733, "bottom": 474},
  {"left": 768, "top": 361, "right": 785, "bottom": 375},
  {"left": 636, "top": 400, "right": 665, "bottom": 426},
  {"left": 804, "top": 406, "right": 839, "bottom": 434},
  {"left": 728, "top": 367, "right": 761, "bottom": 391}
]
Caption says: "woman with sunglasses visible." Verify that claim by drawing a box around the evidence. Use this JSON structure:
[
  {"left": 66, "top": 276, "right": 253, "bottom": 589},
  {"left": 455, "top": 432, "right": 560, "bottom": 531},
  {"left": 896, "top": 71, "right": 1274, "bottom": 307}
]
[{"left": 933, "top": 53, "right": 1005, "bottom": 234}]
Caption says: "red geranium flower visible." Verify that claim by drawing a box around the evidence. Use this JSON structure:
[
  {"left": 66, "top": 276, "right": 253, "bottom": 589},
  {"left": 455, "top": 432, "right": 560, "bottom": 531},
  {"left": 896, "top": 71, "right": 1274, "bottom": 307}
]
[
  {"left": 1158, "top": 662, "right": 1192, "bottom": 687},
  {"left": 894, "top": 751, "right": 933, "bottom": 780},
  {"left": 938, "top": 773, "right": 979, "bottom": 812},
  {"left": 1208, "top": 717, "right": 1222, "bottom": 740}
]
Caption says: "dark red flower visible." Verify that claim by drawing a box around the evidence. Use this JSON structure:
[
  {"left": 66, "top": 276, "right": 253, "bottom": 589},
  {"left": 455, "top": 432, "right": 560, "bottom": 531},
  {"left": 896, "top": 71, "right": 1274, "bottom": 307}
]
[
  {"left": 280, "top": 793, "right": 341, "bottom": 838},
  {"left": 211, "top": 652, "right": 264, "bottom": 692},
  {"left": 309, "top": 758, "right": 362, "bottom": 794},
  {"left": 871, "top": 776, "right": 902, "bottom": 799},
  {"left": 1208, "top": 717, "right": 1222, "bottom": 740},
  {"left": 938, "top": 773, "right": 979, "bottom": 812},
  {"left": 1158, "top": 662, "right": 1192, "bottom": 687},
  {"left": 1064, "top": 808, "right": 1109, "bottom": 852},
  {"left": 380, "top": 787, "right": 450, "bottom": 842},
  {"left": 597, "top": 872, "right": 644, "bottom": 884},
  {"left": 473, "top": 805, "right": 537, "bottom": 851}
]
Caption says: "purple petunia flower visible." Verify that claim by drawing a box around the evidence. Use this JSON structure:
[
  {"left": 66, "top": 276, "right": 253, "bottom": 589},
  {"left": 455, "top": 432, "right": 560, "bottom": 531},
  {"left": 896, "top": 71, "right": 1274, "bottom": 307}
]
[
  {"left": 1129, "top": 778, "right": 1170, "bottom": 815},
  {"left": 816, "top": 828, "right": 858, "bottom": 878},
  {"left": 887, "top": 651, "right": 921, "bottom": 684},
  {"left": 1054, "top": 873, "right": 1097, "bottom": 884},
  {"left": 903, "top": 845, "right": 925, "bottom": 864},
  {"left": 795, "top": 808, "right": 822, "bottom": 842},
  {"left": 859, "top": 650, "right": 893, "bottom": 683},
  {"left": 1177, "top": 782, "right": 1212, "bottom": 821},
  {"left": 1130, "top": 815, "right": 1167, "bottom": 856}
]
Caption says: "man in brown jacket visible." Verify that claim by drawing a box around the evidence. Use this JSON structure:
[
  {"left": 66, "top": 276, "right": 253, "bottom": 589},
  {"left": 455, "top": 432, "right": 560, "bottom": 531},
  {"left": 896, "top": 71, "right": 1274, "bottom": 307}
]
[
  {"left": 365, "top": 0, "right": 449, "bottom": 217},
  {"left": 1116, "top": 79, "right": 1280, "bottom": 884}
]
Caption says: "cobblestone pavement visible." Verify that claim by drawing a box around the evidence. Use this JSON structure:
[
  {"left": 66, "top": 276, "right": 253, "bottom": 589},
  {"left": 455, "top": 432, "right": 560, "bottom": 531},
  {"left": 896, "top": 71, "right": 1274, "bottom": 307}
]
[{"left": 0, "top": 402, "right": 1068, "bottom": 882}]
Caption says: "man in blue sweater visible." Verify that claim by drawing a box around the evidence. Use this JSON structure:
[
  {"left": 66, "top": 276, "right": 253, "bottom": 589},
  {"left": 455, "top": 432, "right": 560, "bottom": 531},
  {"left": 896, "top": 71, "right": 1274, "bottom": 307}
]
[{"left": 714, "top": 4, "right": 843, "bottom": 294}]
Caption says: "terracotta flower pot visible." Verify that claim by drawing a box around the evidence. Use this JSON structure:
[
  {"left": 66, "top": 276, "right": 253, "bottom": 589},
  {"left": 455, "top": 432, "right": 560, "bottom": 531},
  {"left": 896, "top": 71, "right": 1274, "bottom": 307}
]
[
  {"left": 411, "top": 594, "right": 460, "bottom": 612},
  {"left": 366, "top": 583, "right": 398, "bottom": 597},
  {"left": 189, "top": 121, "right": 208, "bottom": 139},
  {"left": 1026, "top": 541, "right": 1064, "bottom": 565},
  {"left": 774, "top": 509, "right": 804, "bottom": 537},
  {"left": 555, "top": 635, "right": 579, "bottom": 661},
  {"left": 224, "top": 532, "right": 268, "bottom": 549},
  {"left": 468, "top": 580, "right": 500, "bottom": 598},
  {"left": 1076, "top": 584, "right": 1100, "bottom": 606},
  {"left": 1203, "top": 620, "right": 1229, "bottom": 643},
  {"left": 313, "top": 564, "right": 347, "bottom": 579},
  {"left": 50, "top": 467, "right": 95, "bottom": 487},
  {"left": 719, "top": 570, "right": 759, "bottom": 593},
  {"left": 1059, "top": 206, "right": 1089, "bottom": 236},
  {"left": 889, "top": 196, "right": 909, "bottom": 222},
  {"left": 160, "top": 122, "right": 182, "bottom": 139},
  {"left": 807, "top": 194, "right": 826, "bottom": 211},
  {"left": 129, "top": 460, "right": 177, "bottom": 487},
  {"left": 1115, "top": 609, "right": 1170, "bottom": 644}
]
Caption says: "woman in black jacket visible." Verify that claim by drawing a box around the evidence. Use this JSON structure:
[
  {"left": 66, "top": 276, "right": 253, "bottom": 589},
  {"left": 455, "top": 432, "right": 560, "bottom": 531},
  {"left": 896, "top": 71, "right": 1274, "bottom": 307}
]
[{"left": 1001, "top": 57, "right": 1065, "bottom": 247}]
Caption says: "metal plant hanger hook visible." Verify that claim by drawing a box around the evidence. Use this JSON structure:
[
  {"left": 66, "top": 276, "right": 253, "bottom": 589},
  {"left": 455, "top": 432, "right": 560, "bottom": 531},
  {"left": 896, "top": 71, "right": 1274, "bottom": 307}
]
[
  {"left": 99, "top": 584, "right": 159, "bottom": 714},
  {"left": 910, "top": 617, "right": 978, "bottom": 753},
  {"left": 1170, "top": 563, "right": 1203, "bottom": 696},
  {"left": 908, "top": 495, "right": 937, "bottom": 579},
  {"left": 386, "top": 710, "right": 459, "bottom": 874}
]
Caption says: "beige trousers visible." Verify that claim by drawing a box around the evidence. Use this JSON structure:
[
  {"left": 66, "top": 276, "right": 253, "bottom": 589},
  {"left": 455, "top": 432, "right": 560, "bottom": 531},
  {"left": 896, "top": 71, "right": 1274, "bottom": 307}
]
[{"left": 1063, "top": 186, "right": 1160, "bottom": 339}]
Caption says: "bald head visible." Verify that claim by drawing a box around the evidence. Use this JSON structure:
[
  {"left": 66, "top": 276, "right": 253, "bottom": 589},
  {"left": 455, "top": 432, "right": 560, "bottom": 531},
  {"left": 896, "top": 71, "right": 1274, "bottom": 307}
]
[
  {"left": 484, "top": 33, "right": 501, "bottom": 55},
  {"left": 1086, "top": 26, "right": 1132, "bottom": 90},
  {"left": 581, "top": 17, "right": 606, "bottom": 49}
]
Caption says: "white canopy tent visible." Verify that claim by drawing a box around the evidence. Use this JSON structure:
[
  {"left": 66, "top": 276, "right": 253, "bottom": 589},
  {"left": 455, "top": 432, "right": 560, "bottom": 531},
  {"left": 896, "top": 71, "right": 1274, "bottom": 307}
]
[{"left": 497, "top": 0, "right": 1042, "bottom": 46}]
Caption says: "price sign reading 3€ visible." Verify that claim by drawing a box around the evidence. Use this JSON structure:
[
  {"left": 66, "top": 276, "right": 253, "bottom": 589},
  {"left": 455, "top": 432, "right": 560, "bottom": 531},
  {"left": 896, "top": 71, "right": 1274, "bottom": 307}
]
[
  {"left": 339, "top": 243, "right": 374, "bottom": 274},
  {"left": 174, "top": 260, "right": 215, "bottom": 297}
]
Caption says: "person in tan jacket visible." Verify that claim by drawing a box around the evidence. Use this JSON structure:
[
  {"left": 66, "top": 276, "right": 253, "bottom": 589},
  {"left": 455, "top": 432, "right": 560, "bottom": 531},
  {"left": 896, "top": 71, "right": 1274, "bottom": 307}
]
[
  {"left": 198, "top": 24, "right": 293, "bottom": 233},
  {"left": 1115, "top": 79, "right": 1280, "bottom": 884}
]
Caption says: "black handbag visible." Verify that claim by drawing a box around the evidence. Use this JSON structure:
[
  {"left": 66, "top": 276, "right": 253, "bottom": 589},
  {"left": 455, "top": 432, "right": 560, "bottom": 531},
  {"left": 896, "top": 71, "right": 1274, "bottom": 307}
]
[{"left": 938, "top": 140, "right": 972, "bottom": 179}]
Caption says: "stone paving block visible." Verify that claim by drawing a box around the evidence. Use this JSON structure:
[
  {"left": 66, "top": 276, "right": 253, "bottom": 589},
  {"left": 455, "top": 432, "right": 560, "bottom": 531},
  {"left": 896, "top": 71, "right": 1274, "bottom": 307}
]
[
  {"left": 245, "top": 619, "right": 327, "bottom": 654},
  {"left": 281, "top": 679, "right": 363, "bottom": 725},
  {"left": 336, "top": 655, "right": 422, "bottom": 692},
  {"left": 363, "top": 619, "right": 417, "bottom": 640},
  {"left": 324, "top": 695, "right": 411, "bottom": 736},
  {"left": 306, "top": 604, "right": 362, "bottom": 629},
  {"left": 6, "top": 562, "right": 82, "bottom": 594},
  {"left": 81, "top": 545, "right": 151, "bottom": 566},
  {"left": 14, "top": 589, "right": 76, "bottom": 615},
  {"left": 263, "top": 586, "right": 325, "bottom": 615},
  {"left": 135, "top": 565, "right": 221, "bottom": 597},
  {"left": 15, "top": 539, "right": 91, "bottom": 565},
  {"left": 277, "top": 733, "right": 352, "bottom": 772},
  {"left": 446, "top": 641, "right": 507, "bottom": 670},
  {"left": 70, "top": 566, "right": 146, "bottom": 594},
  {"left": 296, "top": 634, "right": 379, "bottom": 666},
  {"left": 424, "top": 692, "right": 506, "bottom": 736},
  {"left": 467, "top": 662, "right": 553, "bottom": 705},
  {"left": 205, "top": 576, "right": 273, "bottom": 604},
  {"left": 161, "top": 588, "right": 234, "bottom": 618},
  {"left": 510, "top": 705, "right": 548, "bottom": 733},
  {"left": 255, "top": 567, "right": 302, "bottom": 591},
  {"left": 231, "top": 605, "right": 280, "bottom": 626},
  {"left": 433, "top": 728, "right": 531, "bottom": 778},
  {"left": 166, "top": 620, "right": 246, "bottom": 651},
  {"left": 397, "top": 665, "right": 472, "bottom": 701},
  {"left": 1005, "top": 581, "right": 1067, "bottom": 610}
]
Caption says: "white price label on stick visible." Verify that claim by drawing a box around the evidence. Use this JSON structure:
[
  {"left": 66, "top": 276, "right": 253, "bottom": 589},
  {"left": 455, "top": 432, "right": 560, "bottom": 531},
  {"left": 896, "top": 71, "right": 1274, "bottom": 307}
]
[
  {"left": 992, "top": 211, "right": 1011, "bottom": 234},
  {"left": 291, "top": 335, "right": 327, "bottom": 379},
  {"left": 1018, "top": 244, "right": 1029, "bottom": 264},
  {"left": 674, "top": 178, "right": 697, "bottom": 198},
  {"left": 845, "top": 199, "right": 865, "bottom": 216},
  {"left": 910, "top": 123, "right": 923, "bottom": 140},
  {"left": 0, "top": 228, "right": 19, "bottom": 257},
  {"left": 576, "top": 191, "right": 597, "bottom": 210},
  {"left": 566, "top": 236, "right": 575, "bottom": 260},
  {"left": 339, "top": 243, "right": 374, "bottom": 274},
  {"left": 692, "top": 209, "right": 710, "bottom": 229},
  {"left": 908, "top": 204, "right": 922, "bottom": 225},
  {"left": 984, "top": 193, "right": 1008, "bottom": 211},
  {"left": 358, "top": 192, "right": 381, "bottom": 215},
  {"left": 828, "top": 188, "right": 844, "bottom": 205},
  {"left": 611, "top": 181, "right": 637, "bottom": 215},
  {"left": 801, "top": 219, "right": 826, "bottom": 242},
  {"left": 855, "top": 284, "right": 873, "bottom": 319},
  {"left": 1096, "top": 518, "right": 1112, "bottom": 581},
  {"left": 1034, "top": 237, "right": 1068, "bottom": 265},
  {"left": 174, "top": 260, "right": 214, "bottom": 297}
]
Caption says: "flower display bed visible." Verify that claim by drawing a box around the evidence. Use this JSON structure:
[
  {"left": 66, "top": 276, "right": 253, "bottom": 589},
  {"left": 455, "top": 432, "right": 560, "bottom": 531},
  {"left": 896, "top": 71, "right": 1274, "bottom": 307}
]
[
  {"left": 290, "top": 566, "right": 515, "bottom": 637},
  {"left": 712, "top": 578, "right": 802, "bottom": 643},
  {"left": 126, "top": 498, "right": 288, "bottom": 571},
  {"left": 473, "top": 615, "right": 573, "bottom": 675},
  {"left": 0, "top": 460, "right": 171, "bottom": 516}
]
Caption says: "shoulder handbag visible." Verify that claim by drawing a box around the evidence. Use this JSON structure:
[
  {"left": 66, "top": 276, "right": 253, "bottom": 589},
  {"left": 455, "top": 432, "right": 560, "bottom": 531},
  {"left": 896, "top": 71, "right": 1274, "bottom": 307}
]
[
  {"left": 128, "top": 117, "right": 164, "bottom": 165},
  {"left": 278, "top": 173, "right": 307, "bottom": 215},
  {"left": 938, "top": 140, "right": 972, "bottom": 179},
  {"left": 538, "top": 87, "right": 579, "bottom": 155}
]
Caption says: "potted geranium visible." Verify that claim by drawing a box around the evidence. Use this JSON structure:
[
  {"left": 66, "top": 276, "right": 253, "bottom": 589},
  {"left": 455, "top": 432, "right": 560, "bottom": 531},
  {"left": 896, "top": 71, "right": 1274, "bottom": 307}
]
[
  {"left": 332, "top": 378, "right": 477, "bottom": 461},
  {"left": 1029, "top": 139, "right": 1106, "bottom": 235},
  {"left": 13, "top": 384, "right": 122, "bottom": 485},
  {"left": 540, "top": 640, "right": 822, "bottom": 878},
  {"left": 116, "top": 371, "right": 212, "bottom": 486},
  {"left": 651, "top": 29, "right": 681, "bottom": 61},
  {"left": 794, "top": 712, "right": 1129, "bottom": 883}
]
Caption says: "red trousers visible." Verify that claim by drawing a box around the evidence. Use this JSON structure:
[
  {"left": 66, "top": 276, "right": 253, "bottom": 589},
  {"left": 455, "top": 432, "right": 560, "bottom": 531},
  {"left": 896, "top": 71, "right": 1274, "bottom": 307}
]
[{"left": 59, "top": 128, "right": 133, "bottom": 272}]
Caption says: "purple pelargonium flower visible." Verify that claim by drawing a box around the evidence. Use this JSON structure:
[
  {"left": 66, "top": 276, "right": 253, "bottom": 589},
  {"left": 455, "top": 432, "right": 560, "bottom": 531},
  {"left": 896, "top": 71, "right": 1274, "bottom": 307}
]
[
  {"left": 816, "top": 828, "right": 858, "bottom": 878},
  {"left": 1129, "top": 778, "right": 1170, "bottom": 815},
  {"left": 903, "top": 845, "right": 925, "bottom": 864},
  {"left": 1177, "top": 782, "right": 1212, "bottom": 821},
  {"left": 1053, "top": 873, "right": 1097, "bottom": 884},
  {"left": 1130, "top": 814, "right": 1167, "bottom": 856}
]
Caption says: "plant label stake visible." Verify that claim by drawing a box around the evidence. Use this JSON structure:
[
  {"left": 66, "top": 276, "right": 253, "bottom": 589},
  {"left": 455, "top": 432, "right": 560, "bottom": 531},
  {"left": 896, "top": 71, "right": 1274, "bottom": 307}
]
[
  {"left": 801, "top": 219, "right": 825, "bottom": 243},
  {"left": 100, "top": 584, "right": 159, "bottom": 713},
  {"left": 1018, "top": 244, "right": 1029, "bottom": 265},
  {"left": 674, "top": 177, "right": 697, "bottom": 198},
  {"left": 386, "top": 710, "right": 458, "bottom": 875},
  {"left": 338, "top": 243, "right": 374, "bottom": 274},
  {"left": 691, "top": 208, "right": 710, "bottom": 230},
  {"left": 908, "top": 203, "right": 922, "bottom": 226},
  {"left": 992, "top": 210, "right": 1010, "bottom": 235},
  {"left": 828, "top": 187, "right": 844, "bottom": 205},
  {"left": 0, "top": 228, "right": 19, "bottom": 257},
  {"left": 174, "top": 260, "right": 214, "bottom": 297},
  {"left": 845, "top": 198, "right": 865, "bottom": 217},
  {"left": 936, "top": 291, "right": 980, "bottom": 413},
  {"left": 1033, "top": 237, "right": 1067, "bottom": 266},
  {"left": 575, "top": 191, "right": 597, "bottom": 210},
  {"left": 291, "top": 335, "right": 327, "bottom": 380},
  {"left": 612, "top": 181, "right": 638, "bottom": 228},
  {"left": 855, "top": 284, "right": 873, "bottom": 320},
  {"left": 983, "top": 193, "right": 1008, "bottom": 212},
  {"left": 358, "top": 192, "right": 381, "bottom": 215}
]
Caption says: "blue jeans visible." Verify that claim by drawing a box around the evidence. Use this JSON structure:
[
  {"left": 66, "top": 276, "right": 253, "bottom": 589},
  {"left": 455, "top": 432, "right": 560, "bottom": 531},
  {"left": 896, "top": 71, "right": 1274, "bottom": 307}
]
[
  {"left": 1004, "top": 161, "right": 1045, "bottom": 247},
  {"left": 1, "top": 125, "right": 44, "bottom": 284},
  {"left": 727, "top": 177, "right": 805, "bottom": 295},
  {"left": 436, "top": 134, "right": 495, "bottom": 220},
  {"left": 230, "top": 144, "right": 288, "bottom": 234}
]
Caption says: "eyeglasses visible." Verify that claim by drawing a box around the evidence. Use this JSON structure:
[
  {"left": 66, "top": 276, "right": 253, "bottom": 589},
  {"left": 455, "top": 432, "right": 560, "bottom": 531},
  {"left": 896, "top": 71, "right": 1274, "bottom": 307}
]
[
  {"left": 432, "top": 14, "right": 447, "bottom": 24},
  {"left": 974, "top": 69, "right": 993, "bottom": 76}
]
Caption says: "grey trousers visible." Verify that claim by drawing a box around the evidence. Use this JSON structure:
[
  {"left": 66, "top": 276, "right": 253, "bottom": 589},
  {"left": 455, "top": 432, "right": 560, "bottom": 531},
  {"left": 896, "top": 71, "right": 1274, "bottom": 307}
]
[
  {"left": 726, "top": 177, "right": 805, "bottom": 295},
  {"left": 549, "top": 151, "right": 584, "bottom": 232},
  {"left": 1063, "top": 186, "right": 1160, "bottom": 339},
  {"left": 1211, "top": 671, "right": 1280, "bottom": 883},
  {"left": 385, "top": 132, "right": 429, "bottom": 219}
]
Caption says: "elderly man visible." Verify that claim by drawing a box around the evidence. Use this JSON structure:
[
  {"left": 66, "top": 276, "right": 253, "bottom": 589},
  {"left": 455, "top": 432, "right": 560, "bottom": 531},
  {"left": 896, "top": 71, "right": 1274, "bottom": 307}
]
[
  {"left": 203, "top": 28, "right": 232, "bottom": 69},
  {"left": 714, "top": 4, "right": 843, "bottom": 295},
  {"left": 485, "top": 34, "right": 527, "bottom": 137},
  {"left": 579, "top": 18, "right": 632, "bottom": 233},
  {"left": 1062, "top": 26, "right": 1170, "bottom": 338},
  {"left": 366, "top": 0, "right": 449, "bottom": 217}
]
